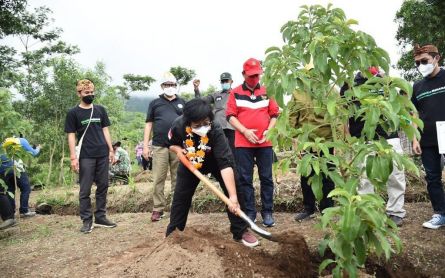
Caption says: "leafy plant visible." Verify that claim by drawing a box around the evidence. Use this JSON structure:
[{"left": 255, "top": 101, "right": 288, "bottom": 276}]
[{"left": 263, "top": 4, "right": 421, "bottom": 277}]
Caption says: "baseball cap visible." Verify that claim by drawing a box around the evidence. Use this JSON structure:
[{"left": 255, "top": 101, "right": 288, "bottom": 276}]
[
  {"left": 161, "top": 72, "right": 177, "bottom": 85},
  {"left": 243, "top": 58, "right": 263, "bottom": 76},
  {"left": 220, "top": 72, "right": 232, "bottom": 81}
]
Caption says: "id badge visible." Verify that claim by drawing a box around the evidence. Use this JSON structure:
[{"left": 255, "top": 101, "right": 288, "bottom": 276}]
[{"left": 436, "top": 121, "right": 445, "bottom": 154}]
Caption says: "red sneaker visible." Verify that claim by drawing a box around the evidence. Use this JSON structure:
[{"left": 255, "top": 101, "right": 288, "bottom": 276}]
[
  {"left": 241, "top": 230, "right": 259, "bottom": 247},
  {"left": 151, "top": 211, "right": 164, "bottom": 222}
]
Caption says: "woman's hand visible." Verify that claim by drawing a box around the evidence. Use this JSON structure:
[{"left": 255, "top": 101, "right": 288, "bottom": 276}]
[{"left": 228, "top": 195, "right": 240, "bottom": 215}]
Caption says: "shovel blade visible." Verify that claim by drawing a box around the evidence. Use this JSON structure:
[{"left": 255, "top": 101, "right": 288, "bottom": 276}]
[{"left": 238, "top": 211, "right": 272, "bottom": 239}]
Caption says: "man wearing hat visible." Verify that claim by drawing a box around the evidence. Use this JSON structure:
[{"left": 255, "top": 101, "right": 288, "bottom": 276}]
[
  {"left": 65, "top": 79, "right": 117, "bottom": 233},
  {"left": 226, "top": 58, "right": 280, "bottom": 227},
  {"left": 411, "top": 44, "right": 445, "bottom": 229},
  {"left": 143, "top": 72, "right": 186, "bottom": 222},
  {"left": 193, "top": 72, "right": 236, "bottom": 154}
]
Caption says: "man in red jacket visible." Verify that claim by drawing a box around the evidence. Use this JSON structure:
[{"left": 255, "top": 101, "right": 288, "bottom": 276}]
[{"left": 226, "top": 58, "right": 280, "bottom": 227}]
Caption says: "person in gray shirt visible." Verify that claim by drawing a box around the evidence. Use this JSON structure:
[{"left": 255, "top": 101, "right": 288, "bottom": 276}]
[{"left": 193, "top": 72, "right": 235, "bottom": 154}]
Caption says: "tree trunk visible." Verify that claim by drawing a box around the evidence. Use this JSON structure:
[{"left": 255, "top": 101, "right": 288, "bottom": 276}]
[
  {"left": 46, "top": 143, "right": 56, "bottom": 186},
  {"left": 58, "top": 139, "right": 65, "bottom": 186}
]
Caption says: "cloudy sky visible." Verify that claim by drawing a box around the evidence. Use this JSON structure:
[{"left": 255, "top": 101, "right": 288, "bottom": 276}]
[{"left": 27, "top": 0, "right": 405, "bottom": 97}]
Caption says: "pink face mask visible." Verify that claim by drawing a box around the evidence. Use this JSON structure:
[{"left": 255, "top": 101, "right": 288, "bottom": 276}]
[{"left": 245, "top": 75, "right": 260, "bottom": 88}]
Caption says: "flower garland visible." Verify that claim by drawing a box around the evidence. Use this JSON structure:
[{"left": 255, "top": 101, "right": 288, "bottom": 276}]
[{"left": 185, "top": 126, "right": 209, "bottom": 169}]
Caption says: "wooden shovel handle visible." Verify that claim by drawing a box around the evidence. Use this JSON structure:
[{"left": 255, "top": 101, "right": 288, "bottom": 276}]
[{"left": 170, "top": 145, "right": 233, "bottom": 208}]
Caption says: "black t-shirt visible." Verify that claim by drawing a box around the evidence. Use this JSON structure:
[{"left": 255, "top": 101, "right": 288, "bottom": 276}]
[
  {"left": 167, "top": 116, "right": 235, "bottom": 173},
  {"left": 412, "top": 68, "right": 445, "bottom": 147},
  {"left": 340, "top": 73, "right": 398, "bottom": 140},
  {"left": 146, "top": 95, "right": 186, "bottom": 147},
  {"left": 64, "top": 105, "right": 111, "bottom": 158}
]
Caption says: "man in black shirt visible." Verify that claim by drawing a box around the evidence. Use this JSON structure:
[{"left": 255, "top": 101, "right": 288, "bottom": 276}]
[
  {"left": 65, "top": 79, "right": 117, "bottom": 233},
  {"left": 143, "top": 72, "right": 186, "bottom": 222},
  {"left": 411, "top": 44, "right": 445, "bottom": 229}
]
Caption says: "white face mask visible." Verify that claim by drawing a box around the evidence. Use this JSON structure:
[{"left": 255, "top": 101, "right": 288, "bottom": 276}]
[
  {"left": 418, "top": 62, "right": 435, "bottom": 77},
  {"left": 192, "top": 125, "right": 211, "bottom": 137},
  {"left": 163, "top": 87, "right": 177, "bottom": 97}
]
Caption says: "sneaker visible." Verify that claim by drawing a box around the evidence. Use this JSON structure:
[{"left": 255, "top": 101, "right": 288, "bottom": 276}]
[
  {"left": 80, "top": 220, "right": 93, "bottom": 233},
  {"left": 151, "top": 211, "right": 164, "bottom": 222},
  {"left": 94, "top": 217, "right": 117, "bottom": 228},
  {"left": 240, "top": 230, "right": 259, "bottom": 248},
  {"left": 389, "top": 215, "right": 403, "bottom": 227},
  {"left": 0, "top": 219, "right": 17, "bottom": 230},
  {"left": 294, "top": 210, "right": 315, "bottom": 222},
  {"left": 20, "top": 211, "right": 36, "bottom": 218},
  {"left": 422, "top": 214, "right": 445, "bottom": 229},
  {"left": 262, "top": 213, "right": 275, "bottom": 227}
]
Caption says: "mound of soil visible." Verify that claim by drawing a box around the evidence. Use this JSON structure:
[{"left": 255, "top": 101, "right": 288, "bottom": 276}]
[{"left": 98, "top": 226, "right": 316, "bottom": 278}]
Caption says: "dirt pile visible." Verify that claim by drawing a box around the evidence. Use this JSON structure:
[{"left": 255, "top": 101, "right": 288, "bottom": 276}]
[{"left": 97, "top": 226, "right": 315, "bottom": 278}]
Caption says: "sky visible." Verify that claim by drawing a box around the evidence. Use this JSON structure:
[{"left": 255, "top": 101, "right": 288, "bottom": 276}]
[{"left": 26, "top": 0, "right": 405, "bottom": 97}]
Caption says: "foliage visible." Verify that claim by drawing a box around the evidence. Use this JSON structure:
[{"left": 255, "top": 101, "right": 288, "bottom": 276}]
[
  {"left": 125, "top": 96, "right": 154, "bottom": 113},
  {"left": 121, "top": 73, "right": 156, "bottom": 97},
  {"left": 169, "top": 66, "right": 196, "bottom": 87},
  {"left": 263, "top": 4, "right": 421, "bottom": 277},
  {"left": 0, "top": 0, "right": 27, "bottom": 38},
  {"left": 395, "top": 0, "right": 445, "bottom": 81}
]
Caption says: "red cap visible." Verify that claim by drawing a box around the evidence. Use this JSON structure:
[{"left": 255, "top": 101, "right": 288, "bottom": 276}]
[{"left": 243, "top": 58, "right": 263, "bottom": 76}]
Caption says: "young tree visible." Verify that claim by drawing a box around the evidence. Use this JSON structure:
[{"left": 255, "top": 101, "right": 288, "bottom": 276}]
[
  {"left": 395, "top": 0, "right": 445, "bottom": 81},
  {"left": 263, "top": 4, "right": 421, "bottom": 277}
]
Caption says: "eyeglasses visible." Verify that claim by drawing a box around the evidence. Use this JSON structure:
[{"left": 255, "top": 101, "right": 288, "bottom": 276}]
[
  {"left": 190, "top": 120, "right": 211, "bottom": 129},
  {"left": 415, "top": 58, "right": 431, "bottom": 67},
  {"left": 220, "top": 80, "right": 230, "bottom": 84},
  {"left": 163, "top": 83, "right": 177, "bottom": 88}
]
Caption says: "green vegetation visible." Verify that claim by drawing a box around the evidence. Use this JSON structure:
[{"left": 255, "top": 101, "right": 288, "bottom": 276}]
[{"left": 264, "top": 4, "right": 420, "bottom": 277}]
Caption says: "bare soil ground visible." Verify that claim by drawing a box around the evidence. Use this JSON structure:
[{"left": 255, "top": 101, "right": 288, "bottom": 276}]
[
  {"left": 0, "top": 202, "right": 444, "bottom": 277},
  {"left": 1, "top": 170, "right": 444, "bottom": 277}
]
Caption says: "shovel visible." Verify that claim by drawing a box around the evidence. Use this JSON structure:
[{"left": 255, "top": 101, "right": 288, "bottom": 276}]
[{"left": 171, "top": 146, "right": 272, "bottom": 240}]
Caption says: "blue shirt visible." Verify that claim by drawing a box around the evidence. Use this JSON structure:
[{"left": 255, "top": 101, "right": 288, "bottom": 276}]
[{"left": 0, "top": 137, "right": 40, "bottom": 174}]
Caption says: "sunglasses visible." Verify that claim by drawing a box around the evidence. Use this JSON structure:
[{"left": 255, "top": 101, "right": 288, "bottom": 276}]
[{"left": 415, "top": 58, "right": 432, "bottom": 67}]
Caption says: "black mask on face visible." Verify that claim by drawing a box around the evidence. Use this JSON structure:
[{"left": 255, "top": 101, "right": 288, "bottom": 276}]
[{"left": 82, "top": 95, "right": 95, "bottom": 104}]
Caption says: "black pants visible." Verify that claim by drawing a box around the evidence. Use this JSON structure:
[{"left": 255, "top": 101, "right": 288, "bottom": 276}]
[
  {"left": 301, "top": 174, "right": 335, "bottom": 213},
  {"left": 301, "top": 149, "right": 335, "bottom": 213},
  {"left": 79, "top": 156, "right": 109, "bottom": 221},
  {"left": 421, "top": 146, "right": 445, "bottom": 214},
  {"left": 0, "top": 193, "right": 14, "bottom": 221},
  {"left": 166, "top": 163, "right": 248, "bottom": 240}
]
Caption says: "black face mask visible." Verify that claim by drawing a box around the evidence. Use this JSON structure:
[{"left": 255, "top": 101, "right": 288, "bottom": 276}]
[{"left": 82, "top": 95, "right": 95, "bottom": 104}]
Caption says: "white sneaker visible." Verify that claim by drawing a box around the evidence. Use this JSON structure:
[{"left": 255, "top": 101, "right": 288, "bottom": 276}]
[
  {"left": 422, "top": 214, "right": 445, "bottom": 229},
  {"left": 20, "top": 211, "right": 36, "bottom": 217}
]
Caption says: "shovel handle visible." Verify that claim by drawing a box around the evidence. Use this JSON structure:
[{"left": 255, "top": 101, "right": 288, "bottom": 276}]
[{"left": 170, "top": 146, "right": 233, "bottom": 207}]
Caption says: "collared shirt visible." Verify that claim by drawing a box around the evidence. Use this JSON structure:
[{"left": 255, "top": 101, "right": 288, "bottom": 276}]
[
  {"left": 146, "top": 94, "right": 186, "bottom": 147},
  {"left": 226, "top": 83, "right": 279, "bottom": 148},
  {"left": 195, "top": 88, "right": 234, "bottom": 130}
]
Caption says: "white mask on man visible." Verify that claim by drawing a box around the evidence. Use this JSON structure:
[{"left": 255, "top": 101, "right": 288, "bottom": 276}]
[
  {"left": 418, "top": 62, "right": 435, "bottom": 77},
  {"left": 164, "top": 87, "right": 177, "bottom": 97}
]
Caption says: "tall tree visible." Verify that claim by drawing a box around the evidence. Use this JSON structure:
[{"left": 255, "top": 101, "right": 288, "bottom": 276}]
[
  {"left": 122, "top": 74, "right": 156, "bottom": 95},
  {"left": 169, "top": 66, "right": 196, "bottom": 90},
  {"left": 395, "top": 0, "right": 445, "bottom": 81}
]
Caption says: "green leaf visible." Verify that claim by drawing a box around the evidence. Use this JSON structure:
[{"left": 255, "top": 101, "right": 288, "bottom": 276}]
[
  {"left": 319, "top": 259, "right": 335, "bottom": 273},
  {"left": 327, "top": 97, "right": 336, "bottom": 116}
]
